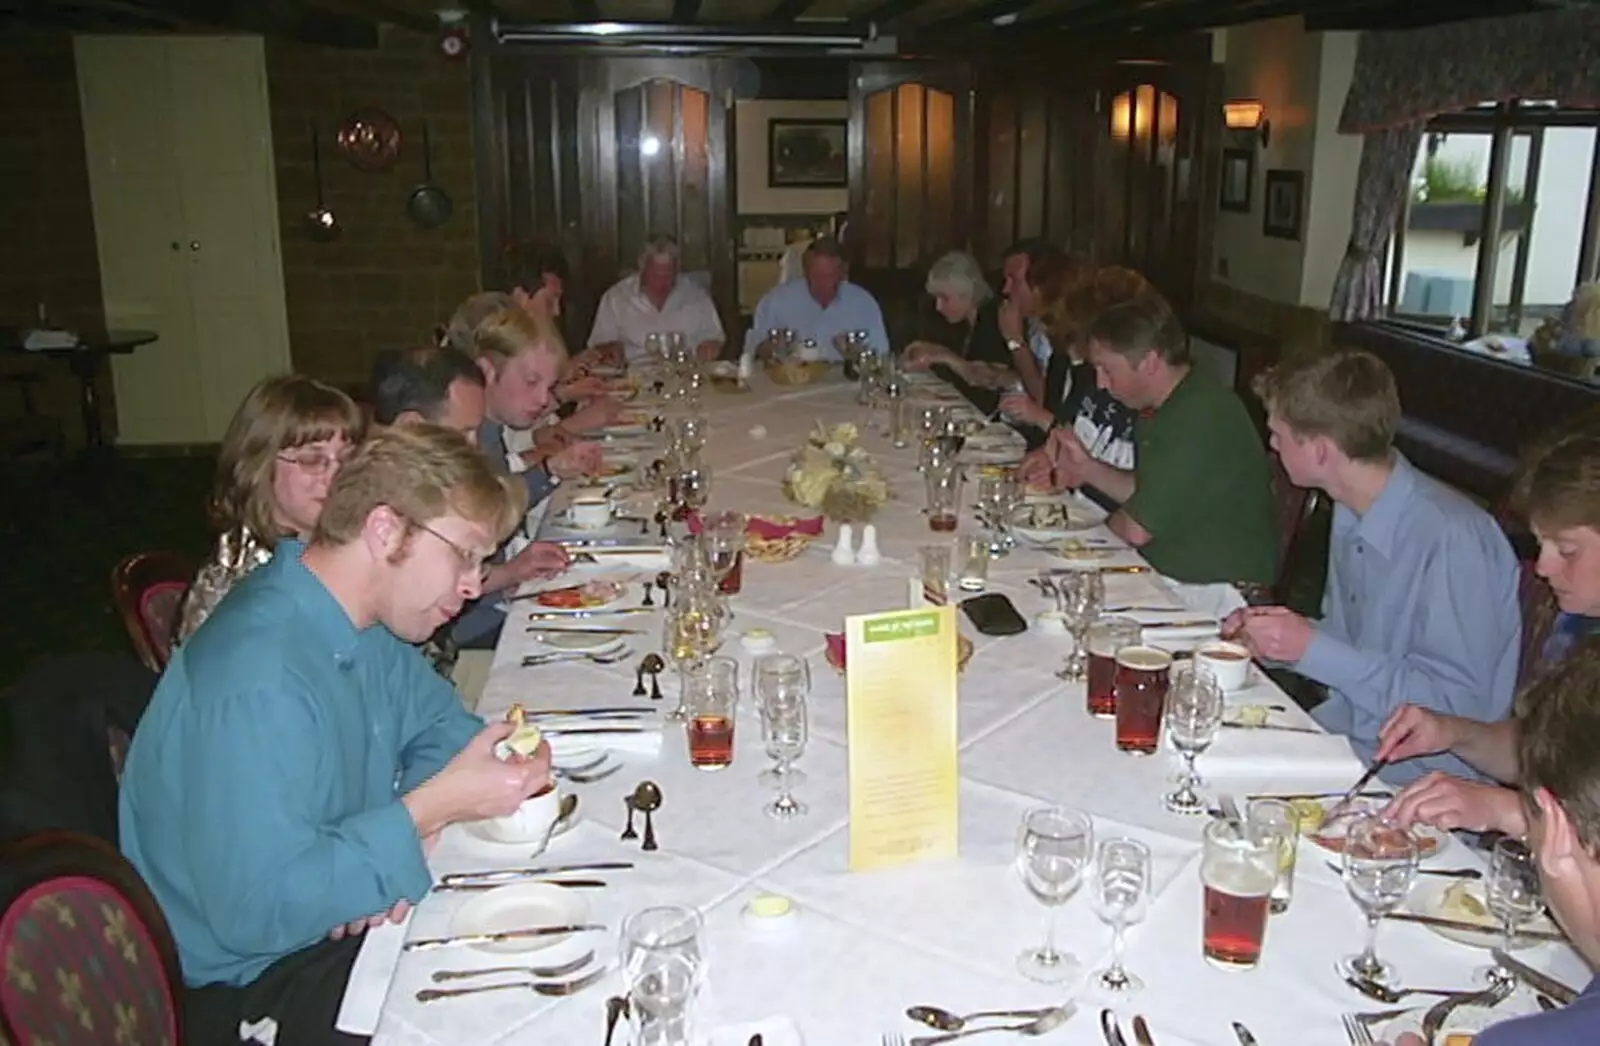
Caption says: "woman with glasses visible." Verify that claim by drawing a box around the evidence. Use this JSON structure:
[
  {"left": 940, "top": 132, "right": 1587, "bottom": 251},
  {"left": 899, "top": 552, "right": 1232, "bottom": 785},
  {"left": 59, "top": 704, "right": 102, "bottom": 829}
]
[{"left": 175, "top": 374, "right": 365, "bottom": 643}]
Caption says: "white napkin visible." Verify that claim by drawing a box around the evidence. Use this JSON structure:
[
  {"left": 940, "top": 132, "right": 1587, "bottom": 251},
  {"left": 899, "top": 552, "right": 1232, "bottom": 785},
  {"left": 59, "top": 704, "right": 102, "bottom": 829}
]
[
  {"left": 1163, "top": 579, "right": 1247, "bottom": 619},
  {"left": 703, "top": 1015, "right": 804, "bottom": 1046},
  {"left": 22, "top": 328, "right": 78, "bottom": 350},
  {"left": 334, "top": 909, "right": 412, "bottom": 1036},
  {"left": 1195, "top": 727, "right": 1364, "bottom": 779},
  {"left": 574, "top": 552, "right": 672, "bottom": 572},
  {"left": 550, "top": 729, "right": 664, "bottom": 760},
  {"left": 1140, "top": 624, "right": 1219, "bottom": 649}
]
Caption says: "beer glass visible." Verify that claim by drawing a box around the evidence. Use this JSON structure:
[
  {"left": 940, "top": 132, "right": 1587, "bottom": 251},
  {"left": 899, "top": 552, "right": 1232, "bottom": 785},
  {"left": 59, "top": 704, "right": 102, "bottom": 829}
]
[
  {"left": 1338, "top": 814, "right": 1420, "bottom": 985},
  {"left": 1112, "top": 645, "right": 1172, "bottom": 754},
  {"left": 1085, "top": 617, "right": 1142, "bottom": 717},
  {"left": 924, "top": 462, "right": 962, "bottom": 532},
  {"left": 684, "top": 656, "right": 738, "bottom": 772},
  {"left": 920, "top": 543, "right": 954, "bottom": 605},
  {"left": 1201, "top": 818, "right": 1276, "bottom": 971},
  {"left": 957, "top": 534, "right": 990, "bottom": 592}
]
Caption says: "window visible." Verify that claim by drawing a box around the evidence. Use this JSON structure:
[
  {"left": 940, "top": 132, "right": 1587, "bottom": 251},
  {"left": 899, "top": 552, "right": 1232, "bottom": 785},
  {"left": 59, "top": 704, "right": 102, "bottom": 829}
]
[{"left": 1383, "top": 101, "right": 1600, "bottom": 352}]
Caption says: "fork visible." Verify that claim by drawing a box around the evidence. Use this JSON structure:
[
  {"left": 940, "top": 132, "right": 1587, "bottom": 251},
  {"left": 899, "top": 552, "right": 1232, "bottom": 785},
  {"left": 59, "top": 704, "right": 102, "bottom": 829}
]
[
  {"left": 882, "top": 1036, "right": 905, "bottom": 1046},
  {"left": 522, "top": 649, "right": 634, "bottom": 667},
  {"left": 416, "top": 963, "right": 610, "bottom": 1003},
  {"left": 1339, "top": 1013, "right": 1374, "bottom": 1045},
  {"left": 556, "top": 762, "right": 622, "bottom": 784}
]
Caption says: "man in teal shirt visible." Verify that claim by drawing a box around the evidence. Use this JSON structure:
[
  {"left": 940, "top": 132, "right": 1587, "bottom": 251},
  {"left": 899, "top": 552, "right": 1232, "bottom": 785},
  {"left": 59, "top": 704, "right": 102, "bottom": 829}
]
[{"left": 120, "top": 423, "right": 552, "bottom": 1045}]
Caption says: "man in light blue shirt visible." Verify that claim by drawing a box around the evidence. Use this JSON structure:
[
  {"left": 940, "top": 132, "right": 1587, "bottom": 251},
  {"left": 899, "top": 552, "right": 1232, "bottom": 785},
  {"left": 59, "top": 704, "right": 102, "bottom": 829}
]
[
  {"left": 1227, "top": 351, "right": 1520, "bottom": 786},
  {"left": 743, "top": 238, "right": 890, "bottom": 362},
  {"left": 120, "top": 424, "right": 553, "bottom": 1045}
]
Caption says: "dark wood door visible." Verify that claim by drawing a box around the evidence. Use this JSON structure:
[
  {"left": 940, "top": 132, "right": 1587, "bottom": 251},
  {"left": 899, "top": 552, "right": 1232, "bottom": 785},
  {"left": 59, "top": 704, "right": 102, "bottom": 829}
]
[{"left": 847, "top": 60, "right": 972, "bottom": 343}]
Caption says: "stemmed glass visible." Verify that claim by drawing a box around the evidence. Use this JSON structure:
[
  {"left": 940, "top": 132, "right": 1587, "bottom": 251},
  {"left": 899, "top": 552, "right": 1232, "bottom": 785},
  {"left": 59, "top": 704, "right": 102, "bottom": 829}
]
[
  {"left": 1053, "top": 566, "right": 1104, "bottom": 681},
  {"left": 754, "top": 654, "right": 810, "bottom": 789},
  {"left": 1091, "top": 838, "right": 1152, "bottom": 994},
  {"left": 1484, "top": 838, "right": 1542, "bottom": 982},
  {"left": 701, "top": 511, "right": 748, "bottom": 596},
  {"left": 1015, "top": 805, "right": 1094, "bottom": 982},
  {"left": 668, "top": 462, "right": 712, "bottom": 519},
  {"left": 757, "top": 682, "right": 809, "bottom": 820},
  {"left": 1339, "top": 814, "right": 1420, "bottom": 986},
  {"left": 621, "top": 905, "right": 705, "bottom": 1046},
  {"left": 1163, "top": 664, "right": 1225, "bottom": 815},
  {"left": 663, "top": 585, "right": 725, "bottom": 722}
]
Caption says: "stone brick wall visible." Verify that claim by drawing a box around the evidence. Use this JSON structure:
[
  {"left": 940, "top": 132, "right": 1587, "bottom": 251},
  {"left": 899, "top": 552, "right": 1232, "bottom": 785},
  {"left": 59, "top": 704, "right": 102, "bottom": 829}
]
[
  {"left": 0, "top": 31, "right": 109, "bottom": 440},
  {"left": 265, "top": 27, "right": 480, "bottom": 393}
]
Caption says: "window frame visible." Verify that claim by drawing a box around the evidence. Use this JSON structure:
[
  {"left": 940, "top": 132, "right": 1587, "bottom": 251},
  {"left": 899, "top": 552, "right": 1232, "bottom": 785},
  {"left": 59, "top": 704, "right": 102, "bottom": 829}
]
[{"left": 1382, "top": 100, "right": 1600, "bottom": 340}]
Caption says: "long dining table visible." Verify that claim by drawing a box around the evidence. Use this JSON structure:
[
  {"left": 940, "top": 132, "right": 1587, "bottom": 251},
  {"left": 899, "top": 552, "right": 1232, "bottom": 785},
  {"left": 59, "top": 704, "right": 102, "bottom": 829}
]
[{"left": 355, "top": 371, "right": 1588, "bottom": 1046}]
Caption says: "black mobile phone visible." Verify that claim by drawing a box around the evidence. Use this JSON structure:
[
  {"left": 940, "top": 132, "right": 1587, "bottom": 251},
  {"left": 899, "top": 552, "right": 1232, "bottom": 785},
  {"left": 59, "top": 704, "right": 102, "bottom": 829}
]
[{"left": 959, "top": 593, "right": 1028, "bottom": 636}]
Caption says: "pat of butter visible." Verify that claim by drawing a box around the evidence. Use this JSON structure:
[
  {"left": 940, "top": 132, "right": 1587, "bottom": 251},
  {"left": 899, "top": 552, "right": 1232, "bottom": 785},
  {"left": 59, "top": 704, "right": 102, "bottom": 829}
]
[
  {"left": 740, "top": 629, "right": 777, "bottom": 654},
  {"left": 1443, "top": 1034, "right": 1474, "bottom": 1046},
  {"left": 506, "top": 725, "right": 544, "bottom": 757},
  {"left": 748, "top": 894, "right": 791, "bottom": 918}
]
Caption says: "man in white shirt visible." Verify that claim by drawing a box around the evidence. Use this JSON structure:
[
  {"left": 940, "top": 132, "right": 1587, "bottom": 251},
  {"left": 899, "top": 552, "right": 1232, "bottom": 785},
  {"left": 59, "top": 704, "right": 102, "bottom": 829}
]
[
  {"left": 744, "top": 238, "right": 890, "bottom": 362},
  {"left": 587, "top": 235, "right": 725, "bottom": 363}
]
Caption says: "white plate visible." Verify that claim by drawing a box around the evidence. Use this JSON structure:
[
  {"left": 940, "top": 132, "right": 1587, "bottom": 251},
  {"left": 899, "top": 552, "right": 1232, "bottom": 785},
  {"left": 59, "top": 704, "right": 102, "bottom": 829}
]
[
  {"left": 550, "top": 738, "right": 603, "bottom": 764},
  {"left": 1409, "top": 879, "right": 1559, "bottom": 951},
  {"left": 1305, "top": 797, "right": 1448, "bottom": 858},
  {"left": 1012, "top": 502, "right": 1101, "bottom": 540},
  {"left": 449, "top": 882, "right": 589, "bottom": 955},
  {"left": 525, "top": 581, "right": 630, "bottom": 615},
  {"left": 536, "top": 633, "right": 625, "bottom": 652},
  {"left": 460, "top": 805, "right": 580, "bottom": 849},
  {"left": 1379, "top": 992, "right": 1539, "bottom": 1044}
]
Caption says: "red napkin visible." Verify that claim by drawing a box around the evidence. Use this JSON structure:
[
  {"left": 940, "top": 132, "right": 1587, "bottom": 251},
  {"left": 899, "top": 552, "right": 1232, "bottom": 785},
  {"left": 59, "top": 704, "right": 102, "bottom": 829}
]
[
  {"left": 825, "top": 632, "right": 847, "bottom": 669},
  {"left": 685, "top": 512, "right": 825, "bottom": 539}
]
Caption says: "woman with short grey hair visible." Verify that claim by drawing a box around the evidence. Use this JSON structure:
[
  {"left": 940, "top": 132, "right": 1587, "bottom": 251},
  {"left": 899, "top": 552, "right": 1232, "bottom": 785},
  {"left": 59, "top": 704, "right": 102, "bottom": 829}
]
[
  {"left": 924, "top": 250, "right": 993, "bottom": 317},
  {"left": 906, "top": 250, "right": 1026, "bottom": 414}
]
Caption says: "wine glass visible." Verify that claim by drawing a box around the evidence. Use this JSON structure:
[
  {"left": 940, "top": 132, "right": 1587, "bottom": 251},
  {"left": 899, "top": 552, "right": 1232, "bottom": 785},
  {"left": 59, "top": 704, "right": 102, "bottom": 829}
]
[
  {"left": 662, "top": 588, "right": 725, "bottom": 722},
  {"left": 669, "top": 463, "right": 712, "bottom": 518},
  {"left": 754, "top": 654, "right": 810, "bottom": 789},
  {"left": 701, "top": 511, "right": 748, "bottom": 594},
  {"left": 1015, "top": 805, "right": 1094, "bottom": 982},
  {"left": 758, "top": 688, "right": 808, "bottom": 820},
  {"left": 1163, "top": 664, "right": 1224, "bottom": 815},
  {"left": 1339, "top": 814, "right": 1420, "bottom": 986},
  {"left": 1091, "top": 838, "right": 1152, "bottom": 994},
  {"left": 1053, "top": 566, "right": 1104, "bottom": 681},
  {"left": 1484, "top": 838, "right": 1542, "bottom": 983}
]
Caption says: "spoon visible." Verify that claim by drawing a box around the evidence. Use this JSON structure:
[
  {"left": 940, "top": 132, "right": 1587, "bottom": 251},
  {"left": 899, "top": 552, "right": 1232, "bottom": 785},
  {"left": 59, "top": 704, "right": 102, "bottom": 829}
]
[
  {"left": 656, "top": 572, "right": 673, "bottom": 608},
  {"left": 907, "top": 1004, "right": 1062, "bottom": 1032},
  {"left": 1345, "top": 975, "right": 1481, "bottom": 1004},
  {"left": 620, "top": 794, "right": 638, "bottom": 841},
  {"left": 634, "top": 781, "right": 662, "bottom": 852},
  {"left": 632, "top": 662, "right": 647, "bottom": 697},
  {"left": 909, "top": 1006, "right": 1071, "bottom": 1045},
  {"left": 603, "top": 995, "right": 628, "bottom": 1046},
  {"left": 541, "top": 793, "right": 579, "bottom": 848},
  {"left": 641, "top": 582, "right": 655, "bottom": 608},
  {"left": 642, "top": 653, "right": 666, "bottom": 701}
]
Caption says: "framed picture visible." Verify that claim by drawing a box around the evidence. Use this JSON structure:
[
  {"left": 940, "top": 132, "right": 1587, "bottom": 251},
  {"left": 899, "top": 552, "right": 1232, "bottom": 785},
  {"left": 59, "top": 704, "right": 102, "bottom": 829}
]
[
  {"left": 768, "top": 119, "right": 847, "bottom": 188},
  {"left": 1263, "top": 169, "right": 1305, "bottom": 240},
  {"left": 1219, "top": 148, "right": 1254, "bottom": 213}
]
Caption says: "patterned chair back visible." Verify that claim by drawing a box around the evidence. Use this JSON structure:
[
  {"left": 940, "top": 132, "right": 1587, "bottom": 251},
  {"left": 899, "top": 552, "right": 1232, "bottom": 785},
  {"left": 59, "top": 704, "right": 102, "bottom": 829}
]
[
  {"left": 0, "top": 832, "right": 182, "bottom": 1046},
  {"left": 109, "top": 553, "right": 194, "bottom": 674}
]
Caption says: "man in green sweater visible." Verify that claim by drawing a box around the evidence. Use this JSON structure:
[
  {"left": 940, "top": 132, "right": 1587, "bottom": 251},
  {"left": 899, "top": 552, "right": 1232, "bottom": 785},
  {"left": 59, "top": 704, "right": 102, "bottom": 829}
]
[{"left": 1026, "top": 290, "right": 1279, "bottom": 584}]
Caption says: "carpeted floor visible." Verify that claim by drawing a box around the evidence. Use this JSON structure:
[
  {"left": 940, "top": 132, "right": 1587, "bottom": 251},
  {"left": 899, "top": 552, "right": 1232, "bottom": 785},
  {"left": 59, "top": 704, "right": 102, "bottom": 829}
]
[{"left": 0, "top": 455, "right": 214, "bottom": 688}]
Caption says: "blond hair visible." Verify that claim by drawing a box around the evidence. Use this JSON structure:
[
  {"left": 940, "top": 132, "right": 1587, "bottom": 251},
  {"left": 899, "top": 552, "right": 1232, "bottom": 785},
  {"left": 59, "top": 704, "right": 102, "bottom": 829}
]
[
  {"left": 210, "top": 375, "right": 365, "bottom": 545},
  {"left": 471, "top": 305, "right": 569, "bottom": 368},
  {"left": 314, "top": 423, "right": 526, "bottom": 551},
  {"left": 440, "top": 292, "right": 513, "bottom": 355},
  {"left": 1251, "top": 350, "right": 1400, "bottom": 463}
]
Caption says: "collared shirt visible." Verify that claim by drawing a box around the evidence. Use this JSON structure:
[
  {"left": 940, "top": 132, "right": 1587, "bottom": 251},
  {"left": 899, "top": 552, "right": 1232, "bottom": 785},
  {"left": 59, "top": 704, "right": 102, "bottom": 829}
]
[
  {"left": 477, "top": 416, "right": 556, "bottom": 509},
  {"left": 1478, "top": 976, "right": 1600, "bottom": 1045},
  {"left": 587, "top": 274, "right": 724, "bottom": 363},
  {"left": 1301, "top": 455, "right": 1521, "bottom": 787},
  {"left": 742, "top": 279, "right": 890, "bottom": 361},
  {"left": 119, "top": 541, "right": 481, "bottom": 987}
]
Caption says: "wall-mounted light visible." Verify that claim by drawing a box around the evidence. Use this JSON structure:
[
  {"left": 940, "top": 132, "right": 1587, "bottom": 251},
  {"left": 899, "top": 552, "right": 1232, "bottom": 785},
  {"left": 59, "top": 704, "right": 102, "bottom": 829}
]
[{"left": 1223, "top": 100, "right": 1270, "bottom": 148}]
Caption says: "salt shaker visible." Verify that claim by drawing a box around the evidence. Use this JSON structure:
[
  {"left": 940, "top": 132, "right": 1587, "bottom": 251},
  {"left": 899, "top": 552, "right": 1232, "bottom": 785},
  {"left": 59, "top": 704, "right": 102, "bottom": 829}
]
[
  {"left": 831, "top": 523, "right": 856, "bottom": 566},
  {"left": 856, "top": 524, "right": 882, "bottom": 566}
]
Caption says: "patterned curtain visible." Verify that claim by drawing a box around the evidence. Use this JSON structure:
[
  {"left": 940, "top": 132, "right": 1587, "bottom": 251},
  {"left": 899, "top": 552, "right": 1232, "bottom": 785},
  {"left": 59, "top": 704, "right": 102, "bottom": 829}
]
[{"left": 1328, "top": 122, "right": 1424, "bottom": 322}]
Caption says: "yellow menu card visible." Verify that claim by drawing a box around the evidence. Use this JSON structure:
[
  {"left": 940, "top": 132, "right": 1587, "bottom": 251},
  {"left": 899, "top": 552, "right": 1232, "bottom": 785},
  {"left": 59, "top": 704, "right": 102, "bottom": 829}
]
[{"left": 846, "top": 606, "right": 960, "bottom": 871}]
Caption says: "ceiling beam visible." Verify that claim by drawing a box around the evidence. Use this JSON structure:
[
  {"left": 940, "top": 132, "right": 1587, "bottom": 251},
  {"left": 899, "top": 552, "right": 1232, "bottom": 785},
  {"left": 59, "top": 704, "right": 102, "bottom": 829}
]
[
  {"left": 855, "top": 0, "right": 927, "bottom": 26},
  {"left": 764, "top": 0, "right": 816, "bottom": 22},
  {"left": 1302, "top": 0, "right": 1545, "bottom": 31},
  {"left": 672, "top": 0, "right": 702, "bottom": 21},
  {"left": 124, "top": 0, "right": 380, "bottom": 45},
  {"left": 571, "top": 0, "right": 599, "bottom": 19}
]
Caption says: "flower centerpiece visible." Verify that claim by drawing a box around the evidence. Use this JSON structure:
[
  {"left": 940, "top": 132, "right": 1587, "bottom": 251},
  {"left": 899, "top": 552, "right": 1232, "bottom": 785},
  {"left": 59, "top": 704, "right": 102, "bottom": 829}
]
[{"left": 782, "top": 421, "right": 890, "bottom": 523}]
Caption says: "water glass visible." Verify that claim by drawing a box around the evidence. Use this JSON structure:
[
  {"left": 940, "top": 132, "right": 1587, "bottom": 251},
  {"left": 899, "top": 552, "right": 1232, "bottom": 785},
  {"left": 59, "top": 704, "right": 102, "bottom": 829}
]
[
  {"left": 888, "top": 397, "right": 912, "bottom": 448},
  {"left": 1201, "top": 818, "right": 1277, "bottom": 971},
  {"left": 920, "top": 542, "right": 955, "bottom": 605},
  {"left": 684, "top": 656, "right": 739, "bottom": 771},
  {"left": 1052, "top": 566, "right": 1104, "bottom": 681},
  {"left": 1339, "top": 815, "right": 1420, "bottom": 986},
  {"left": 957, "top": 534, "right": 990, "bottom": 592},
  {"left": 1015, "top": 805, "right": 1094, "bottom": 983},
  {"left": 1091, "top": 838, "right": 1151, "bottom": 994},
  {"left": 758, "top": 687, "right": 808, "bottom": 820},
  {"left": 1163, "top": 664, "right": 1224, "bottom": 814},
  {"left": 622, "top": 906, "right": 704, "bottom": 1046},
  {"left": 1247, "top": 798, "right": 1299, "bottom": 913},
  {"left": 1485, "top": 838, "right": 1542, "bottom": 981},
  {"left": 754, "top": 653, "right": 810, "bottom": 789}
]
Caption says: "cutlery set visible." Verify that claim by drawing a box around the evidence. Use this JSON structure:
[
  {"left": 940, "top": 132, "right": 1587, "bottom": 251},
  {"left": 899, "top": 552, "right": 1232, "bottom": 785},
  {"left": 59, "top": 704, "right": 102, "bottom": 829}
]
[{"left": 1099, "top": 1009, "right": 1157, "bottom": 1046}]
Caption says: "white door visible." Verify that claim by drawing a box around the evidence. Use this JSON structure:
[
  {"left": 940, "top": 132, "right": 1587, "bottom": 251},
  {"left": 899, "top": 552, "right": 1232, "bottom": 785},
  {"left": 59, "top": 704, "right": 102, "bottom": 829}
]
[{"left": 76, "top": 35, "right": 292, "bottom": 445}]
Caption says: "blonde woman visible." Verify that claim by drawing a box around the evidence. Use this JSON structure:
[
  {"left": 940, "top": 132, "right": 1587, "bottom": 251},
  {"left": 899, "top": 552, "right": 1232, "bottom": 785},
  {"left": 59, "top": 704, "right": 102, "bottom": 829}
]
[{"left": 174, "top": 375, "right": 365, "bottom": 642}]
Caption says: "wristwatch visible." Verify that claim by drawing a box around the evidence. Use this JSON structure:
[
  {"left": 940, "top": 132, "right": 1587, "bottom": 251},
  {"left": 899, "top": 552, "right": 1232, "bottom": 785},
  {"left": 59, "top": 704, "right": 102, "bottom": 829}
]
[{"left": 1005, "top": 337, "right": 1026, "bottom": 355}]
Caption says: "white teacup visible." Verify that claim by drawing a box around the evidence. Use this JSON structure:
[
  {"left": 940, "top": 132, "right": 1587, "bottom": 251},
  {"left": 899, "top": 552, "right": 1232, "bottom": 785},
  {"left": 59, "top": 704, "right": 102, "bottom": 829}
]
[
  {"left": 569, "top": 496, "right": 612, "bottom": 530},
  {"left": 485, "top": 785, "right": 563, "bottom": 848},
  {"left": 1195, "top": 640, "right": 1252, "bottom": 692}
]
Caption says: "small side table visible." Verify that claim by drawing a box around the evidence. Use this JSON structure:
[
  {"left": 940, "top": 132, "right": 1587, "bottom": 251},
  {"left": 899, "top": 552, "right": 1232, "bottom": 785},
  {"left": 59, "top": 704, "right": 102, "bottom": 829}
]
[{"left": 0, "top": 328, "right": 159, "bottom": 449}]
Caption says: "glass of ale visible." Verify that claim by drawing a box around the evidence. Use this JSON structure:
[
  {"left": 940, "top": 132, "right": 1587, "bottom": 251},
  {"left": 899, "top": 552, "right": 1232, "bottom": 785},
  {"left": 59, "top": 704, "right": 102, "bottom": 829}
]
[
  {"left": 1085, "top": 617, "right": 1141, "bottom": 717},
  {"left": 1112, "top": 645, "right": 1172, "bottom": 754},
  {"left": 685, "top": 656, "right": 739, "bottom": 771},
  {"left": 1201, "top": 818, "right": 1277, "bottom": 971}
]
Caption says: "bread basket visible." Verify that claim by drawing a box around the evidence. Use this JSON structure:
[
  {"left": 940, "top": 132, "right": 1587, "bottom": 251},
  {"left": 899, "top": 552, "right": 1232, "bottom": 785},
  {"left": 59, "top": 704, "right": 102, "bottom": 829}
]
[
  {"left": 765, "top": 360, "right": 830, "bottom": 386},
  {"left": 746, "top": 533, "right": 812, "bottom": 563}
]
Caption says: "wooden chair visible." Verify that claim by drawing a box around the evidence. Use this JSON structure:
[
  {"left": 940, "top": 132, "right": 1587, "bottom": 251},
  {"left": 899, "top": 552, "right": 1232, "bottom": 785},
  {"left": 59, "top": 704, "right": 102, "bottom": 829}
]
[
  {"left": 110, "top": 552, "right": 194, "bottom": 674},
  {"left": 0, "top": 831, "right": 183, "bottom": 1046},
  {"left": 1267, "top": 458, "right": 1326, "bottom": 605}
]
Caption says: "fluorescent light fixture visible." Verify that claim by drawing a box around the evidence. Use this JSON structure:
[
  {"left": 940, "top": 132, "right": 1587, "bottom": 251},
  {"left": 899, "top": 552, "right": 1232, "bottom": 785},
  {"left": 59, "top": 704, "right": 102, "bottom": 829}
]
[{"left": 493, "top": 19, "right": 875, "bottom": 48}]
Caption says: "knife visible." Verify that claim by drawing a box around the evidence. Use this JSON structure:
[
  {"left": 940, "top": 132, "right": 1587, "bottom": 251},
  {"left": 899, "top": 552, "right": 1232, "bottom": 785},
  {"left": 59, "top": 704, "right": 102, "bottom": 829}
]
[
  {"left": 403, "top": 923, "right": 604, "bottom": 951},
  {"left": 1387, "top": 912, "right": 1565, "bottom": 942},
  {"left": 1231, "top": 1022, "right": 1259, "bottom": 1046},
  {"left": 524, "top": 708, "right": 652, "bottom": 718},
  {"left": 1099, "top": 1008, "right": 1127, "bottom": 1046},
  {"left": 1131, "top": 1016, "right": 1156, "bottom": 1046},
  {"left": 1492, "top": 948, "right": 1580, "bottom": 1004},
  {"left": 526, "top": 710, "right": 653, "bottom": 720},
  {"left": 539, "top": 724, "right": 651, "bottom": 735},
  {"left": 439, "top": 862, "right": 634, "bottom": 885},
  {"left": 433, "top": 878, "right": 608, "bottom": 891},
  {"left": 1221, "top": 723, "right": 1324, "bottom": 735},
  {"left": 1136, "top": 619, "right": 1218, "bottom": 630},
  {"left": 1246, "top": 790, "right": 1391, "bottom": 801},
  {"left": 526, "top": 607, "right": 656, "bottom": 618},
  {"left": 526, "top": 626, "right": 646, "bottom": 635},
  {"left": 1328, "top": 759, "right": 1388, "bottom": 820}
]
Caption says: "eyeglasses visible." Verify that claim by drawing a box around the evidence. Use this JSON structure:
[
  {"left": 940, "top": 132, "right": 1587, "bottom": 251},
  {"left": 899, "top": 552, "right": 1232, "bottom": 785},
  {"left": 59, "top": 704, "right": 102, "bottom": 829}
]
[
  {"left": 410, "top": 518, "right": 493, "bottom": 583},
  {"left": 277, "top": 448, "right": 352, "bottom": 475}
]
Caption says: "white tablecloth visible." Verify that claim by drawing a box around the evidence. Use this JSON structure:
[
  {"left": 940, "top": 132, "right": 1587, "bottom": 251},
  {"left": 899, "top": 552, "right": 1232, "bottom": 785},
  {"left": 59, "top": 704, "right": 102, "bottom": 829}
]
[{"left": 365, "top": 374, "right": 1586, "bottom": 1046}]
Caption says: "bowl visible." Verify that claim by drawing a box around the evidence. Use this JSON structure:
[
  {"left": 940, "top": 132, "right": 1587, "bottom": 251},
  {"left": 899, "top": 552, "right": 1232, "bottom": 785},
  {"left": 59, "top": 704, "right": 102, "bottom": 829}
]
[{"left": 484, "top": 785, "right": 564, "bottom": 846}]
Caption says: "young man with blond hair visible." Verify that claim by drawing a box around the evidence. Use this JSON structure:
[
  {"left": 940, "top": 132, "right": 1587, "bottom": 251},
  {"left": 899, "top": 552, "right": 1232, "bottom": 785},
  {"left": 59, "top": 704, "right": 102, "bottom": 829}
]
[
  {"left": 1226, "top": 349, "right": 1520, "bottom": 786},
  {"left": 1025, "top": 290, "right": 1278, "bottom": 584},
  {"left": 121, "top": 424, "right": 553, "bottom": 1045}
]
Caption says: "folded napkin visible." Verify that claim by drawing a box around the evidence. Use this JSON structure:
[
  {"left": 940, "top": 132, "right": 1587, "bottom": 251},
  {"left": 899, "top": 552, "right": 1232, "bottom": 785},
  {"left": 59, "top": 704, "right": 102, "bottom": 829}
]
[
  {"left": 686, "top": 511, "right": 824, "bottom": 540},
  {"left": 703, "top": 1016, "right": 804, "bottom": 1046},
  {"left": 1140, "top": 624, "right": 1220, "bottom": 649},
  {"left": 573, "top": 551, "right": 671, "bottom": 571},
  {"left": 1195, "top": 726, "right": 1364, "bottom": 779},
  {"left": 22, "top": 328, "right": 79, "bottom": 350},
  {"left": 334, "top": 909, "right": 412, "bottom": 1036},
  {"left": 550, "top": 728, "right": 664, "bottom": 760},
  {"left": 1162, "top": 580, "right": 1248, "bottom": 619}
]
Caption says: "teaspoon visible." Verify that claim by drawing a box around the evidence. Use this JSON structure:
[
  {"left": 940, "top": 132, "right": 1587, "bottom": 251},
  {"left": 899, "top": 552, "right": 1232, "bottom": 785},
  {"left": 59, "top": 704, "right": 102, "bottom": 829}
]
[
  {"left": 909, "top": 1006, "right": 1071, "bottom": 1045},
  {"left": 1345, "top": 975, "right": 1480, "bottom": 1004},
  {"left": 633, "top": 780, "right": 662, "bottom": 852},
  {"left": 907, "top": 1004, "right": 1061, "bottom": 1032}
]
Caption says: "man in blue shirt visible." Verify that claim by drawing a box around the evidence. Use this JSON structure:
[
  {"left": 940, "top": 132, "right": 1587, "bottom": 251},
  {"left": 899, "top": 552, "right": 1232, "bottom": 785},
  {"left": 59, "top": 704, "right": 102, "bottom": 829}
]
[
  {"left": 1227, "top": 350, "right": 1520, "bottom": 786},
  {"left": 120, "top": 423, "right": 553, "bottom": 1045},
  {"left": 743, "top": 238, "right": 890, "bottom": 362}
]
